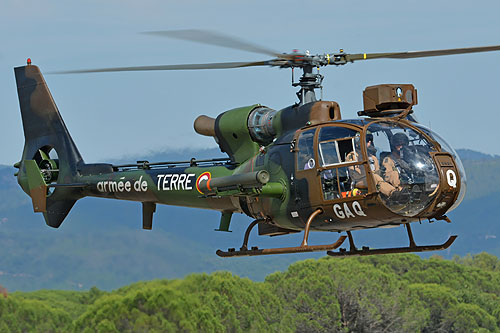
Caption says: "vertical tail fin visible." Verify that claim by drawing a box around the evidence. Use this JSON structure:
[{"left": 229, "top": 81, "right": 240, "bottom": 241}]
[{"left": 15, "top": 64, "right": 83, "bottom": 228}]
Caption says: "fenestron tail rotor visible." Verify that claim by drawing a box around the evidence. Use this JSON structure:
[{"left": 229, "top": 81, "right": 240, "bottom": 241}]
[{"left": 52, "top": 29, "right": 500, "bottom": 104}]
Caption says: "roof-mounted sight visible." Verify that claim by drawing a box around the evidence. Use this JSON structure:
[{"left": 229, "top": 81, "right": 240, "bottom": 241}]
[{"left": 358, "top": 84, "right": 418, "bottom": 117}]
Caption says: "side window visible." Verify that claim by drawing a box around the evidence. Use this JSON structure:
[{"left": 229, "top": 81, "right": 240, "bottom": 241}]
[
  {"left": 297, "top": 129, "right": 316, "bottom": 170},
  {"left": 318, "top": 126, "right": 361, "bottom": 201},
  {"left": 319, "top": 138, "right": 358, "bottom": 166},
  {"left": 321, "top": 168, "right": 339, "bottom": 200},
  {"left": 321, "top": 166, "right": 352, "bottom": 200},
  {"left": 318, "top": 141, "right": 339, "bottom": 165},
  {"left": 318, "top": 127, "right": 360, "bottom": 167}
]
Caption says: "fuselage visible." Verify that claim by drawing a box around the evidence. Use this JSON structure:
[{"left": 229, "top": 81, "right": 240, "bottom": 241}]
[{"left": 73, "top": 116, "right": 465, "bottom": 235}]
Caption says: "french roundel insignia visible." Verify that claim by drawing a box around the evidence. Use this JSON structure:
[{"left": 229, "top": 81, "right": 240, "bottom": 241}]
[{"left": 196, "top": 172, "right": 211, "bottom": 194}]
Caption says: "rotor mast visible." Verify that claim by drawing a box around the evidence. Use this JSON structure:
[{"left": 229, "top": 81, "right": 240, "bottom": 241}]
[{"left": 293, "top": 64, "right": 324, "bottom": 105}]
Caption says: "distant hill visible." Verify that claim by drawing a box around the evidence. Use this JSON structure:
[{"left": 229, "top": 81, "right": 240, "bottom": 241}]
[
  {"left": 456, "top": 148, "right": 500, "bottom": 161},
  {"left": 0, "top": 148, "right": 499, "bottom": 291},
  {"left": 459, "top": 158, "right": 500, "bottom": 201}
]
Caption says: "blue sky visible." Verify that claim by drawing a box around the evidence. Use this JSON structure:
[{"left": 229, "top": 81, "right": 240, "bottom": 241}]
[{"left": 1, "top": 0, "right": 499, "bottom": 165}]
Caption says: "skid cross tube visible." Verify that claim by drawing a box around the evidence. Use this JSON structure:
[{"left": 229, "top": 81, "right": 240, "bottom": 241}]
[
  {"left": 216, "top": 208, "right": 347, "bottom": 257},
  {"left": 327, "top": 223, "right": 457, "bottom": 257}
]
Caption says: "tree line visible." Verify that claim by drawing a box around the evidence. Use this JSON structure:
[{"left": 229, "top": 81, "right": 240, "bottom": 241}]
[{"left": 0, "top": 253, "right": 499, "bottom": 332}]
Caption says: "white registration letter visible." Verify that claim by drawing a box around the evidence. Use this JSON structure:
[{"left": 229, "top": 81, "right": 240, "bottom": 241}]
[
  {"left": 352, "top": 201, "right": 367, "bottom": 217},
  {"left": 343, "top": 203, "right": 355, "bottom": 218},
  {"left": 446, "top": 170, "right": 457, "bottom": 188},
  {"left": 333, "top": 204, "right": 345, "bottom": 219}
]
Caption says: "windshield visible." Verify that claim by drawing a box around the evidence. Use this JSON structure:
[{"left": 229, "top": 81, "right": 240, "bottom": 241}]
[
  {"left": 413, "top": 124, "right": 466, "bottom": 211},
  {"left": 367, "top": 122, "right": 440, "bottom": 216}
]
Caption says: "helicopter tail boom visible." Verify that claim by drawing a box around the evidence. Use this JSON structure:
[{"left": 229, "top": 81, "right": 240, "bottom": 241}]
[{"left": 14, "top": 63, "right": 84, "bottom": 228}]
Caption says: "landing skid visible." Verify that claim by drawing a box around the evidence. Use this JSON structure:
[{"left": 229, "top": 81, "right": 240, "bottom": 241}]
[
  {"left": 217, "top": 209, "right": 347, "bottom": 257},
  {"left": 216, "top": 211, "right": 457, "bottom": 258},
  {"left": 327, "top": 224, "right": 457, "bottom": 257}
]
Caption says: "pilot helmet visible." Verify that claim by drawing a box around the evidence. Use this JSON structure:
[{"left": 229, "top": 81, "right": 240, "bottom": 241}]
[
  {"left": 391, "top": 132, "right": 409, "bottom": 148},
  {"left": 366, "top": 133, "right": 374, "bottom": 144}
]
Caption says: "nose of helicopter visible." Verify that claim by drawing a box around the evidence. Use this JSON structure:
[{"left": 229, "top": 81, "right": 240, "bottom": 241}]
[
  {"left": 366, "top": 121, "right": 465, "bottom": 218},
  {"left": 413, "top": 124, "right": 467, "bottom": 212}
]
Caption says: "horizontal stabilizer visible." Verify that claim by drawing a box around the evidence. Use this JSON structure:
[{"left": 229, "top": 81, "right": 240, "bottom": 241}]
[{"left": 24, "top": 159, "right": 80, "bottom": 228}]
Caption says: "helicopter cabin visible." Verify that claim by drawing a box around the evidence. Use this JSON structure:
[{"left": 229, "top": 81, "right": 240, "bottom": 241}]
[{"left": 293, "top": 84, "right": 464, "bottom": 224}]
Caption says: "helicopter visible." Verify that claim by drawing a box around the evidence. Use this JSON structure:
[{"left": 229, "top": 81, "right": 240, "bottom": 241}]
[{"left": 13, "top": 30, "right": 500, "bottom": 257}]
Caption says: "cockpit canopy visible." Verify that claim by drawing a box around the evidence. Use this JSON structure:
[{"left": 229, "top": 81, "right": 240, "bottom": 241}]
[
  {"left": 295, "top": 119, "right": 465, "bottom": 217},
  {"left": 367, "top": 121, "right": 440, "bottom": 216}
]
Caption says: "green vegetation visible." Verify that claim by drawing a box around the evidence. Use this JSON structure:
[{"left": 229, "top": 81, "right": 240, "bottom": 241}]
[{"left": 1, "top": 253, "right": 499, "bottom": 332}]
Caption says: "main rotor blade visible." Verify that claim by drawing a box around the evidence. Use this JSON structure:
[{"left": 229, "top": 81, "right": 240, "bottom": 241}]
[
  {"left": 143, "top": 29, "right": 286, "bottom": 58},
  {"left": 346, "top": 45, "right": 500, "bottom": 62},
  {"left": 51, "top": 61, "right": 268, "bottom": 74}
]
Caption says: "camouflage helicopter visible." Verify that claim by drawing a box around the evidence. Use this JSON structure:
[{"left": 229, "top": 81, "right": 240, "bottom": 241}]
[{"left": 13, "top": 30, "right": 500, "bottom": 257}]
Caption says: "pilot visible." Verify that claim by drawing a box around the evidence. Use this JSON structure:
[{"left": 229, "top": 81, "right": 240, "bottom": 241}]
[
  {"left": 346, "top": 134, "right": 397, "bottom": 197},
  {"left": 346, "top": 134, "right": 372, "bottom": 185},
  {"left": 366, "top": 133, "right": 378, "bottom": 172},
  {"left": 382, "top": 132, "right": 410, "bottom": 190}
]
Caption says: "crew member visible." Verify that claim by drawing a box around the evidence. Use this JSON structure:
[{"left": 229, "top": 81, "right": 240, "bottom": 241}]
[
  {"left": 347, "top": 134, "right": 397, "bottom": 196},
  {"left": 382, "top": 132, "right": 410, "bottom": 190}
]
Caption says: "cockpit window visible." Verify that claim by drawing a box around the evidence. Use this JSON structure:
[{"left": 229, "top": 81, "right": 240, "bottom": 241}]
[
  {"left": 297, "top": 129, "right": 316, "bottom": 170},
  {"left": 318, "top": 127, "right": 359, "bottom": 167},
  {"left": 367, "top": 122, "right": 440, "bottom": 216},
  {"left": 319, "top": 127, "right": 359, "bottom": 142}
]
